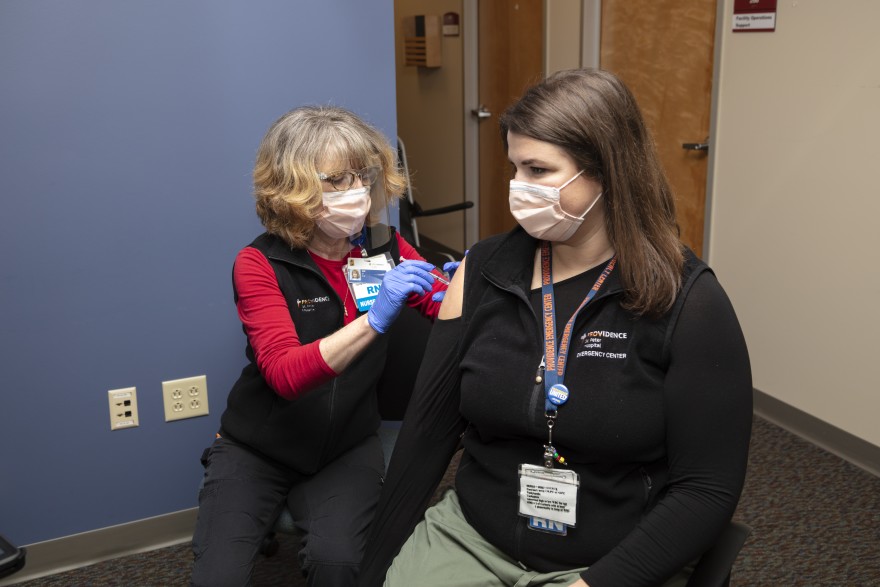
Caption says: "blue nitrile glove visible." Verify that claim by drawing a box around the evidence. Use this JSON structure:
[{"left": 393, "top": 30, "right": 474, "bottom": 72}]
[
  {"left": 367, "top": 260, "right": 436, "bottom": 334},
  {"left": 432, "top": 250, "right": 468, "bottom": 302}
]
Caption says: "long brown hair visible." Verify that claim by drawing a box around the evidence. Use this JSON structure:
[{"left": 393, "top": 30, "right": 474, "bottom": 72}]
[
  {"left": 500, "top": 68, "right": 684, "bottom": 316},
  {"left": 252, "top": 106, "right": 406, "bottom": 248}
]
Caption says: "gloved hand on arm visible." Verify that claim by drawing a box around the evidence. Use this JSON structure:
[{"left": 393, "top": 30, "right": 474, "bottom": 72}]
[
  {"left": 432, "top": 250, "right": 468, "bottom": 302},
  {"left": 367, "top": 260, "right": 436, "bottom": 334}
]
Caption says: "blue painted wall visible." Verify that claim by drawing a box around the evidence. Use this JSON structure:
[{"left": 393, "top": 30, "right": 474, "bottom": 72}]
[{"left": 0, "top": 1, "right": 398, "bottom": 546}]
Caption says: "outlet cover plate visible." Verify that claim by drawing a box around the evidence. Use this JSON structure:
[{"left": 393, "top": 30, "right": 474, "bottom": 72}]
[
  {"left": 162, "top": 375, "right": 209, "bottom": 422},
  {"left": 108, "top": 387, "right": 139, "bottom": 430}
]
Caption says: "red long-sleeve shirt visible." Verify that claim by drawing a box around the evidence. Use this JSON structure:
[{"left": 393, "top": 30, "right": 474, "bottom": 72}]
[{"left": 233, "top": 234, "right": 444, "bottom": 400}]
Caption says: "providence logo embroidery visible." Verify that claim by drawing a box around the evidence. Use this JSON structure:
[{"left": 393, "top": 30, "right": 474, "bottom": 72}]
[
  {"left": 576, "top": 330, "right": 629, "bottom": 360},
  {"left": 296, "top": 296, "right": 330, "bottom": 313}
]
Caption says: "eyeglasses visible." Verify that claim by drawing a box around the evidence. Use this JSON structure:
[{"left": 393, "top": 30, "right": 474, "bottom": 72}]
[{"left": 317, "top": 166, "right": 381, "bottom": 192}]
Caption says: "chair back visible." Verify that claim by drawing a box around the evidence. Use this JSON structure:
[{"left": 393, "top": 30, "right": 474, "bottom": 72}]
[{"left": 686, "top": 521, "right": 752, "bottom": 587}]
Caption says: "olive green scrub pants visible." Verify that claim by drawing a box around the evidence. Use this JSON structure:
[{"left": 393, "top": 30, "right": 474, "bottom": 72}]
[{"left": 384, "top": 490, "right": 691, "bottom": 587}]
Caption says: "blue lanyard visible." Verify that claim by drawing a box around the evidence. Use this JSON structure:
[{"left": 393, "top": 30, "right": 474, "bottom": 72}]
[
  {"left": 540, "top": 241, "right": 616, "bottom": 414},
  {"left": 350, "top": 227, "right": 368, "bottom": 257}
]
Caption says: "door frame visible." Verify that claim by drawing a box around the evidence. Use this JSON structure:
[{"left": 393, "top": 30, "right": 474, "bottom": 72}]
[
  {"left": 704, "top": 0, "right": 725, "bottom": 260},
  {"left": 463, "top": 1, "right": 479, "bottom": 249},
  {"left": 582, "top": 0, "right": 601, "bottom": 68}
]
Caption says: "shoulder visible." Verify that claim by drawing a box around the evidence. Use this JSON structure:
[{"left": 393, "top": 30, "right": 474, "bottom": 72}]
[
  {"left": 466, "top": 227, "right": 529, "bottom": 267},
  {"left": 666, "top": 266, "right": 749, "bottom": 372},
  {"left": 245, "top": 232, "right": 301, "bottom": 261},
  {"left": 658, "top": 248, "right": 727, "bottom": 354},
  {"left": 669, "top": 246, "right": 713, "bottom": 307},
  {"left": 470, "top": 230, "right": 515, "bottom": 255},
  {"left": 231, "top": 245, "right": 283, "bottom": 302},
  {"left": 236, "top": 245, "right": 268, "bottom": 263},
  {"left": 247, "top": 231, "right": 275, "bottom": 251},
  {"left": 234, "top": 246, "right": 274, "bottom": 282},
  {"left": 680, "top": 267, "right": 736, "bottom": 320},
  {"left": 235, "top": 232, "right": 279, "bottom": 268},
  {"left": 662, "top": 255, "right": 740, "bottom": 350},
  {"left": 681, "top": 246, "right": 712, "bottom": 282}
]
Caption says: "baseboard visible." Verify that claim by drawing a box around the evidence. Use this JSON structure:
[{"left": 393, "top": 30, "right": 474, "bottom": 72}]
[
  {"left": 753, "top": 388, "right": 880, "bottom": 478},
  {"left": 0, "top": 508, "right": 197, "bottom": 586}
]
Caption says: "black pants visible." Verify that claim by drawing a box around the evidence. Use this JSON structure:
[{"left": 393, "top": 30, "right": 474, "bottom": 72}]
[{"left": 190, "top": 433, "right": 384, "bottom": 587}]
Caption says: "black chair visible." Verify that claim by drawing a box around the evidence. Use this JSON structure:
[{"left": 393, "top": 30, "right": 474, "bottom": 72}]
[
  {"left": 258, "top": 423, "right": 402, "bottom": 557},
  {"left": 0, "top": 533, "right": 26, "bottom": 580},
  {"left": 686, "top": 520, "right": 753, "bottom": 587}
]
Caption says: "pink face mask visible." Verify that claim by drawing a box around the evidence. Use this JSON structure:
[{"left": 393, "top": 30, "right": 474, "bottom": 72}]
[
  {"left": 508, "top": 171, "right": 602, "bottom": 241},
  {"left": 315, "top": 186, "right": 371, "bottom": 239}
]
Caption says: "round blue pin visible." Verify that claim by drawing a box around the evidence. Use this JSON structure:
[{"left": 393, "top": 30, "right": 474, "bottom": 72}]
[{"left": 548, "top": 383, "right": 570, "bottom": 406}]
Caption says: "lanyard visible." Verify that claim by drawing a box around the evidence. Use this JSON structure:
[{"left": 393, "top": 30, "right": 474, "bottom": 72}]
[
  {"left": 350, "top": 227, "right": 368, "bottom": 257},
  {"left": 539, "top": 240, "right": 616, "bottom": 466}
]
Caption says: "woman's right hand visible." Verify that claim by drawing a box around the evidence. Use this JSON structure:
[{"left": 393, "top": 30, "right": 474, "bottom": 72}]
[{"left": 367, "top": 260, "right": 435, "bottom": 333}]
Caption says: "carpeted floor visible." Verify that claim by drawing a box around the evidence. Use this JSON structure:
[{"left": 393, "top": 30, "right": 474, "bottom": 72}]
[{"left": 8, "top": 416, "right": 880, "bottom": 586}]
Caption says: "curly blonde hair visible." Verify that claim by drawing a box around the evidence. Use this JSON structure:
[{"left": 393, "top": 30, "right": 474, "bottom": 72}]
[{"left": 253, "top": 106, "right": 407, "bottom": 248}]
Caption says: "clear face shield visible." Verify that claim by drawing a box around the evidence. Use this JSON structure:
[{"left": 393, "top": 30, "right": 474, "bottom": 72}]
[{"left": 353, "top": 177, "right": 395, "bottom": 252}]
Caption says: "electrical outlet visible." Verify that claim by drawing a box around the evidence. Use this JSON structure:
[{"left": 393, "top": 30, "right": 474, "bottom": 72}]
[
  {"left": 108, "top": 387, "right": 139, "bottom": 430},
  {"left": 162, "top": 375, "right": 209, "bottom": 422}
]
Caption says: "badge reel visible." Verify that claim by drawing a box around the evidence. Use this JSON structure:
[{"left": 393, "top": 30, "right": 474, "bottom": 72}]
[{"left": 519, "top": 381, "right": 580, "bottom": 536}]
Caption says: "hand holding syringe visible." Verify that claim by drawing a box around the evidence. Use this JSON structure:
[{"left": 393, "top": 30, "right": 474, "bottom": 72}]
[{"left": 400, "top": 256, "right": 451, "bottom": 285}]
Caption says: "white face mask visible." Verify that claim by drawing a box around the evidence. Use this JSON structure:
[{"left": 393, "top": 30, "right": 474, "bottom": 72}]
[
  {"left": 509, "top": 170, "right": 602, "bottom": 241},
  {"left": 315, "top": 186, "right": 371, "bottom": 239}
]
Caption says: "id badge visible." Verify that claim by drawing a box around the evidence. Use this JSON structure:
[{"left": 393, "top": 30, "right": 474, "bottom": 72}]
[
  {"left": 518, "top": 463, "right": 579, "bottom": 528},
  {"left": 345, "top": 253, "right": 394, "bottom": 312}
]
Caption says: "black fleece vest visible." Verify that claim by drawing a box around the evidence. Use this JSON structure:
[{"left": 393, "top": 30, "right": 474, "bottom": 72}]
[
  {"left": 220, "top": 229, "right": 400, "bottom": 474},
  {"left": 454, "top": 227, "right": 710, "bottom": 571}
]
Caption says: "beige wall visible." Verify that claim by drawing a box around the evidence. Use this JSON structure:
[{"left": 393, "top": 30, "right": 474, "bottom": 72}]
[
  {"left": 395, "top": 0, "right": 466, "bottom": 252},
  {"left": 709, "top": 0, "right": 880, "bottom": 446}
]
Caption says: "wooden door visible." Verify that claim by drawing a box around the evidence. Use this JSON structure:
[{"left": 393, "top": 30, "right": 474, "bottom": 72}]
[
  {"left": 600, "top": 0, "right": 716, "bottom": 256},
  {"left": 477, "top": 0, "right": 544, "bottom": 239}
]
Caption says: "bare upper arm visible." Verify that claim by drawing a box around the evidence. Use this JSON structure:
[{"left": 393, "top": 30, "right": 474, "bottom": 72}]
[{"left": 437, "top": 256, "right": 466, "bottom": 320}]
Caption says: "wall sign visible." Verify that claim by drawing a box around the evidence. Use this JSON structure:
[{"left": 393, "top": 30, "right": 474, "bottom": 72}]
[
  {"left": 443, "top": 12, "right": 460, "bottom": 37},
  {"left": 733, "top": 0, "right": 777, "bottom": 32}
]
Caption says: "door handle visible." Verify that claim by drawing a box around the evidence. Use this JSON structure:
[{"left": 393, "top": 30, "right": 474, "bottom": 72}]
[
  {"left": 682, "top": 137, "right": 710, "bottom": 151},
  {"left": 471, "top": 105, "right": 492, "bottom": 119}
]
